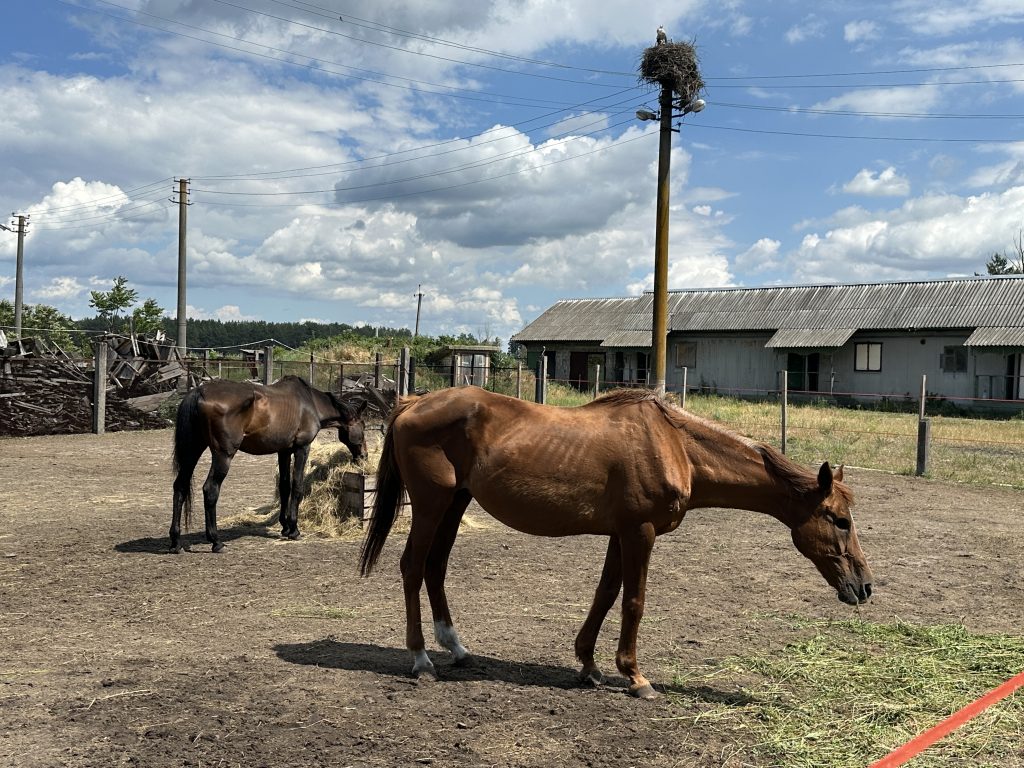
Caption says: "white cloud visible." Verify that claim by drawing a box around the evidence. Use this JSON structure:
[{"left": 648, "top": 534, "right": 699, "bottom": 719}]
[
  {"left": 844, "top": 20, "right": 881, "bottom": 43},
  {"left": 33, "top": 276, "right": 87, "bottom": 301},
  {"left": 788, "top": 185, "right": 1024, "bottom": 283},
  {"left": 890, "top": 0, "right": 1024, "bottom": 36},
  {"left": 186, "top": 304, "right": 259, "bottom": 322},
  {"left": 842, "top": 167, "right": 911, "bottom": 197},
  {"left": 785, "top": 15, "right": 826, "bottom": 44},
  {"left": 735, "top": 238, "right": 782, "bottom": 273}
]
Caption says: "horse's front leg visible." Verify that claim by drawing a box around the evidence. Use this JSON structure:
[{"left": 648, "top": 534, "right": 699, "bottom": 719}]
[
  {"left": 616, "top": 522, "right": 657, "bottom": 699},
  {"left": 285, "top": 445, "right": 310, "bottom": 540},
  {"left": 277, "top": 451, "right": 293, "bottom": 537},
  {"left": 424, "top": 492, "right": 473, "bottom": 666},
  {"left": 201, "top": 451, "right": 234, "bottom": 553},
  {"left": 574, "top": 535, "right": 623, "bottom": 686}
]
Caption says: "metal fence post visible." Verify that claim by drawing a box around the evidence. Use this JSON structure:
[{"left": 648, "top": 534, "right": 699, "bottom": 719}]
[
  {"left": 398, "top": 347, "right": 410, "bottom": 397},
  {"left": 681, "top": 366, "right": 688, "bottom": 409},
  {"left": 781, "top": 369, "right": 788, "bottom": 454},
  {"left": 408, "top": 356, "right": 416, "bottom": 393},
  {"left": 309, "top": 352, "right": 315, "bottom": 386},
  {"left": 263, "top": 344, "right": 274, "bottom": 385},
  {"left": 535, "top": 356, "right": 547, "bottom": 404},
  {"left": 594, "top": 364, "right": 601, "bottom": 398},
  {"left": 917, "top": 373, "right": 930, "bottom": 475},
  {"left": 92, "top": 341, "right": 107, "bottom": 435},
  {"left": 374, "top": 352, "right": 382, "bottom": 389},
  {"left": 516, "top": 362, "right": 522, "bottom": 399}
]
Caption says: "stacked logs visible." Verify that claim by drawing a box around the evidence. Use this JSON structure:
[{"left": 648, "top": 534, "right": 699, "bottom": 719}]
[{"left": 0, "top": 354, "right": 169, "bottom": 437}]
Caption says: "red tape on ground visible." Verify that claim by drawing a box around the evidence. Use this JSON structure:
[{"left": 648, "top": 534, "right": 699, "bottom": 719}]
[{"left": 869, "top": 670, "right": 1024, "bottom": 767}]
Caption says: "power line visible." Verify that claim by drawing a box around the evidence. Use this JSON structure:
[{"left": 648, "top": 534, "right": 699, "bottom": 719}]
[
  {"left": 687, "top": 122, "right": 1023, "bottom": 143},
  {"left": 709, "top": 100, "right": 1024, "bottom": 120},
  {"left": 26, "top": 178, "right": 174, "bottom": 215},
  {"left": 31, "top": 200, "right": 174, "bottom": 230}
]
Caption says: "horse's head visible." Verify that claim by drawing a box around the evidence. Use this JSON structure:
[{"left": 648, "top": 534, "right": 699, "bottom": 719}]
[
  {"left": 329, "top": 394, "right": 369, "bottom": 463},
  {"left": 788, "top": 463, "right": 873, "bottom": 606}
]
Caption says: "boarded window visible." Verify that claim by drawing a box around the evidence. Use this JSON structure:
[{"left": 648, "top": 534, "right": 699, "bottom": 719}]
[
  {"left": 940, "top": 346, "right": 968, "bottom": 373},
  {"left": 675, "top": 342, "right": 696, "bottom": 368},
  {"left": 854, "top": 342, "right": 882, "bottom": 372}
]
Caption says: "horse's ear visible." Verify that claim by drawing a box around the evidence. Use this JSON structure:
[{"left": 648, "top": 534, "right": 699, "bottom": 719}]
[
  {"left": 817, "top": 461, "right": 834, "bottom": 494},
  {"left": 834, "top": 464, "right": 844, "bottom": 483},
  {"left": 357, "top": 399, "right": 369, "bottom": 416}
]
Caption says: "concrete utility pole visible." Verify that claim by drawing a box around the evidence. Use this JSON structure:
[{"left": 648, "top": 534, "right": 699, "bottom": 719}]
[
  {"left": 1, "top": 214, "right": 29, "bottom": 339},
  {"left": 414, "top": 284, "right": 424, "bottom": 337},
  {"left": 174, "top": 179, "right": 189, "bottom": 357}
]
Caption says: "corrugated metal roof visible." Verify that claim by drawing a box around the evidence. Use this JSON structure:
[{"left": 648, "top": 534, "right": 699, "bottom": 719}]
[
  {"left": 965, "top": 327, "right": 1024, "bottom": 346},
  {"left": 511, "top": 277, "right": 1024, "bottom": 344},
  {"left": 765, "top": 328, "right": 857, "bottom": 348}
]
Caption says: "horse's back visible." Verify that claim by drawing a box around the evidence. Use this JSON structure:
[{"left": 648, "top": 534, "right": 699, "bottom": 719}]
[{"left": 392, "top": 387, "right": 690, "bottom": 536}]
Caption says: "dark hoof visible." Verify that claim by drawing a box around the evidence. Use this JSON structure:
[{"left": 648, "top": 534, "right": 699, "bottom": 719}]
[
  {"left": 211, "top": 542, "right": 225, "bottom": 553},
  {"left": 578, "top": 667, "right": 604, "bottom": 687},
  {"left": 629, "top": 683, "right": 659, "bottom": 700},
  {"left": 287, "top": 530, "right": 301, "bottom": 541},
  {"left": 169, "top": 545, "right": 183, "bottom": 555}
]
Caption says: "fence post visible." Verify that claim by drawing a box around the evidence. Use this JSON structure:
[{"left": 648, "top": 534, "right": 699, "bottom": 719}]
[
  {"left": 535, "top": 356, "right": 547, "bottom": 404},
  {"left": 374, "top": 352, "right": 382, "bottom": 388},
  {"left": 408, "top": 356, "right": 416, "bottom": 393},
  {"left": 398, "top": 347, "right": 410, "bottom": 397},
  {"left": 780, "top": 369, "right": 788, "bottom": 454},
  {"left": 263, "top": 344, "right": 274, "bottom": 385},
  {"left": 92, "top": 341, "right": 107, "bottom": 435},
  {"left": 916, "top": 373, "right": 930, "bottom": 475},
  {"left": 516, "top": 362, "right": 522, "bottom": 399},
  {"left": 217, "top": 359, "right": 222, "bottom": 379},
  {"left": 309, "top": 352, "right": 315, "bottom": 386},
  {"left": 916, "top": 418, "right": 931, "bottom": 476},
  {"left": 450, "top": 354, "right": 458, "bottom": 387},
  {"left": 594, "top": 364, "right": 601, "bottom": 398},
  {"left": 681, "top": 366, "right": 688, "bottom": 409}
]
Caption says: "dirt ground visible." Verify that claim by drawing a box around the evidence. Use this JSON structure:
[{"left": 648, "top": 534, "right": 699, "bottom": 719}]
[{"left": 2, "top": 427, "right": 1023, "bottom": 768}]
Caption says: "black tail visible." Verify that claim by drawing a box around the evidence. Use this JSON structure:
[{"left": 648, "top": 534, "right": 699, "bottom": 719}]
[
  {"left": 171, "top": 387, "right": 204, "bottom": 530},
  {"left": 359, "top": 419, "right": 404, "bottom": 576}
]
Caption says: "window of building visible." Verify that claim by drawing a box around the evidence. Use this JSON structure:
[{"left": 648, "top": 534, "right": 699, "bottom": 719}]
[
  {"left": 940, "top": 346, "right": 968, "bottom": 373},
  {"left": 675, "top": 342, "right": 696, "bottom": 368},
  {"left": 854, "top": 342, "right": 882, "bottom": 372}
]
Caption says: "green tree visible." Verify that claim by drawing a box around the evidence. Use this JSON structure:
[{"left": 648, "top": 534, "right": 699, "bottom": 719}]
[
  {"left": 0, "top": 299, "right": 84, "bottom": 353},
  {"left": 131, "top": 298, "right": 166, "bottom": 335},
  {"left": 981, "top": 228, "right": 1024, "bottom": 275},
  {"left": 89, "top": 276, "right": 139, "bottom": 332}
]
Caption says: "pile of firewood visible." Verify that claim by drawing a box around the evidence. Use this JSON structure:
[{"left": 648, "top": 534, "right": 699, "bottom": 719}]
[{"left": 0, "top": 355, "right": 169, "bottom": 437}]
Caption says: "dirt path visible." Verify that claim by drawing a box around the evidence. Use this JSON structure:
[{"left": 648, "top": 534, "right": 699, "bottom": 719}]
[{"left": 2, "top": 429, "right": 1022, "bottom": 767}]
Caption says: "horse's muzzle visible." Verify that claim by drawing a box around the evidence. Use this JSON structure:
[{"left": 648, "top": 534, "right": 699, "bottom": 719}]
[{"left": 838, "top": 581, "right": 872, "bottom": 605}]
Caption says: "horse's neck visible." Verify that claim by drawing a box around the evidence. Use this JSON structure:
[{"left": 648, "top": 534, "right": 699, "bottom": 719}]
[{"left": 684, "top": 431, "right": 794, "bottom": 524}]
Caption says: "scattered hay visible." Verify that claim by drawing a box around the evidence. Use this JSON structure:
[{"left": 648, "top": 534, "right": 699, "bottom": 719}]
[
  {"left": 639, "top": 38, "right": 704, "bottom": 102},
  {"left": 668, "top": 617, "right": 1024, "bottom": 767}
]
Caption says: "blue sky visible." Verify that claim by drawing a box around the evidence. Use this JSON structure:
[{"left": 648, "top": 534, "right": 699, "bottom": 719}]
[{"left": 2, "top": 1, "right": 1024, "bottom": 345}]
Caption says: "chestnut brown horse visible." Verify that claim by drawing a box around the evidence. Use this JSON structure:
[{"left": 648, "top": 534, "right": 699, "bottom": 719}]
[
  {"left": 171, "top": 376, "right": 367, "bottom": 553},
  {"left": 359, "top": 386, "right": 873, "bottom": 699}
]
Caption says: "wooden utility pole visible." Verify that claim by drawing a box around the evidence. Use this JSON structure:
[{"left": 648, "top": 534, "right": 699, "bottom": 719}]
[
  {"left": 174, "top": 179, "right": 189, "bottom": 358},
  {"left": 651, "top": 84, "right": 674, "bottom": 394}
]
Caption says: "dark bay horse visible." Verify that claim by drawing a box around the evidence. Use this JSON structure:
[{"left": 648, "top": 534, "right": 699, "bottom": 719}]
[
  {"left": 171, "top": 375, "right": 367, "bottom": 553},
  {"left": 359, "top": 386, "right": 873, "bottom": 699}
]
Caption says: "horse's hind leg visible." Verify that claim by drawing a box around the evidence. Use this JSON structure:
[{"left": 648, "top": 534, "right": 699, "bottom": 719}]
[
  {"left": 399, "top": 497, "right": 447, "bottom": 681},
  {"left": 615, "top": 522, "right": 658, "bottom": 699},
  {"left": 574, "top": 535, "right": 623, "bottom": 685},
  {"left": 202, "top": 450, "right": 235, "bottom": 553},
  {"left": 425, "top": 491, "right": 472, "bottom": 666}
]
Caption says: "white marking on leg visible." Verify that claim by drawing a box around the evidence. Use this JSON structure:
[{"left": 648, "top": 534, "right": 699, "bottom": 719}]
[
  {"left": 412, "top": 648, "right": 435, "bottom": 676},
  {"left": 434, "top": 620, "right": 470, "bottom": 661}
]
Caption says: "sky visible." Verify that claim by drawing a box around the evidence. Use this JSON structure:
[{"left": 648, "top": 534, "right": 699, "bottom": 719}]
[{"left": 2, "top": 1, "right": 1024, "bottom": 347}]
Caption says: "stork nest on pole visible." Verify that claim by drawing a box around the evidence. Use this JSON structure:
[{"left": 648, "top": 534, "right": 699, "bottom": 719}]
[{"left": 638, "top": 39, "right": 704, "bottom": 102}]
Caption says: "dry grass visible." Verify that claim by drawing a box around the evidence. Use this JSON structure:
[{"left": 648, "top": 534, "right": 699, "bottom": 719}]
[{"left": 222, "top": 438, "right": 383, "bottom": 541}]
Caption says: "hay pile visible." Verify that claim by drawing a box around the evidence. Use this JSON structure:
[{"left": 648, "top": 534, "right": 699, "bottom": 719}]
[
  {"left": 638, "top": 38, "right": 704, "bottom": 102},
  {"left": 223, "top": 437, "right": 384, "bottom": 541}
]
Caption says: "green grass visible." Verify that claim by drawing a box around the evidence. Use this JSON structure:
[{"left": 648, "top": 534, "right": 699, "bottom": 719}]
[{"left": 668, "top": 617, "right": 1024, "bottom": 768}]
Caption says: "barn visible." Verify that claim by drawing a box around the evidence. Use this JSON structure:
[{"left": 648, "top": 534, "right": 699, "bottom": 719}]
[{"left": 510, "top": 276, "right": 1024, "bottom": 406}]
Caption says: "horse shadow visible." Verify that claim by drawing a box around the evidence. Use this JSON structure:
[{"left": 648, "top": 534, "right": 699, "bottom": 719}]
[
  {"left": 115, "top": 512, "right": 282, "bottom": 554},
  {"left": 275, "top": 638, "right": 616, "bottom": 691}
]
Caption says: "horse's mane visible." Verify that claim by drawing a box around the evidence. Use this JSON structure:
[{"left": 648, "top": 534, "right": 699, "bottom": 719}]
[{"left": 588, "top": 388, "right": 852, "bottom": 503}]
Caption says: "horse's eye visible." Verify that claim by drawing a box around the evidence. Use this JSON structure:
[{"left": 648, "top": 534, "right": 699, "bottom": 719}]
[{"left": 834, "top": 516, "right": 851, "bottom": 531}]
